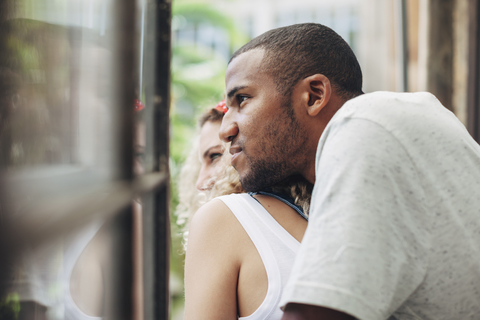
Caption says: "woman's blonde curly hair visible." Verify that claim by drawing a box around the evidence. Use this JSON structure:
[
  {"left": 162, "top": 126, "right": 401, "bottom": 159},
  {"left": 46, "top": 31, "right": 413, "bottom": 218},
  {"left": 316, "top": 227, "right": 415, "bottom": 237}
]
[
  {"left": 175, "top": 108, "right": 228, "bottom": 246},
  {"left": 175, "top": 107, "right": 312, "bottom": 248}
]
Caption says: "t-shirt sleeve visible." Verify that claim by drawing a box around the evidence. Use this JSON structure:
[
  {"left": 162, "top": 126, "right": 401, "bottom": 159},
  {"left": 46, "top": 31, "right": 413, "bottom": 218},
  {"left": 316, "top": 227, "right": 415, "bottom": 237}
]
[{"left": 280, "top": 117, "right": 429, "bottom": 320}]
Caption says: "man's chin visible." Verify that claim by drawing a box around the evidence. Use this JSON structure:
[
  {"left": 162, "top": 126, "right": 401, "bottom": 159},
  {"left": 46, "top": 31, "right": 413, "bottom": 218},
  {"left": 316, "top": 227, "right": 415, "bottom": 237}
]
[
  {"left": 239, "top": 173, "right": 274, "bottom": 193},
  {"left": 238, "top": 172, "right": 258, "bottom": 192},
  {"left": 238, "top": 159, "right": 291, "bottom": 192}
]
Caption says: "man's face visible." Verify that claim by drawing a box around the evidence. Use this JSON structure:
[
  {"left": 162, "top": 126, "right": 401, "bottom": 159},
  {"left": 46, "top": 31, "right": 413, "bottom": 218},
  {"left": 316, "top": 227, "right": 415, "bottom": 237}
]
[{"left": 220, "top": 49, "right": 308, "bottom": 191}]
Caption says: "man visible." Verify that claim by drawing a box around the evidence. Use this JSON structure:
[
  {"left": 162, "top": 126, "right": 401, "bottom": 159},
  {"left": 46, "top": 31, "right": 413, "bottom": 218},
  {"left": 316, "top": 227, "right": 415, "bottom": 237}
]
[{"left": 220, "top": 23, "right": 480, "bottom": 320}]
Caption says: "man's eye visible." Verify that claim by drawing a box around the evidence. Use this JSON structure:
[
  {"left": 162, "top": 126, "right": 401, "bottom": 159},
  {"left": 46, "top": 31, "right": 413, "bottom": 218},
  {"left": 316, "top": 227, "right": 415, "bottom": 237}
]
[
  {"left": 210, "top": 153, "right": 223, "bottom": 161},
  {"left": 236, "top": 95, "right": 248, "bottom": 105}
]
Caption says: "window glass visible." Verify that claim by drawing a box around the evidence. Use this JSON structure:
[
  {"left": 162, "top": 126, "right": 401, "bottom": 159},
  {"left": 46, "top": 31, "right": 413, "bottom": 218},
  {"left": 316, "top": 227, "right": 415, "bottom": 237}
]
[{"left": 0, "top": 0, "right": 123, "bottom": 183}]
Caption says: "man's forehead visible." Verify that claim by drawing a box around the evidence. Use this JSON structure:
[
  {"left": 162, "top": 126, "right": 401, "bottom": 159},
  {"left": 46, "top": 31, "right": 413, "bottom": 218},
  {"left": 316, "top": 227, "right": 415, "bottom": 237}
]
[{"left": 225, "top": 49, "right": 266, "bottom": 85}]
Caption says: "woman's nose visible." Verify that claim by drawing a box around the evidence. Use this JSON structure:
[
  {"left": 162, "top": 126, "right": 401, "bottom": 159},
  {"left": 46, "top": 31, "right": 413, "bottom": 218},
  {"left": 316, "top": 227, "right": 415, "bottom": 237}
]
[{"left": 196, "top": 167, "right": 212, "bottom": 191}]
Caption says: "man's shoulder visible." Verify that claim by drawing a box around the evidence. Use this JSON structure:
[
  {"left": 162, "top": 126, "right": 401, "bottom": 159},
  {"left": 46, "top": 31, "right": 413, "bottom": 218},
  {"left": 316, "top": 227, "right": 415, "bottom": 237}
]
[
  {"left": 315, "top": 92, "right": 451, "bottom": 167},
  {"left": 345, "top": 91, "right": 439, "bottom": 105},
  {"left": 327, "top": 91, "right": 454, "bottom": 139},
  {"left": 339, "top": 91, "right": 443, "bottom": 119}
]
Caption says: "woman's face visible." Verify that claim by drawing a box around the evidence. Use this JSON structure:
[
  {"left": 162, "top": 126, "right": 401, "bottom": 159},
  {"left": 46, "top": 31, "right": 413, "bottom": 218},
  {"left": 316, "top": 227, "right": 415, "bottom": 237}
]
[{"left": 196, "top": 120, "right": 224, "bottom": 191}]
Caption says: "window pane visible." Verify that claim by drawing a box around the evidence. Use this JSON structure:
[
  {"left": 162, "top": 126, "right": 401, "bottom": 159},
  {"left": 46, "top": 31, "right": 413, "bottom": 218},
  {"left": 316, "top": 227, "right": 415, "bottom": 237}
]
[
  {"left": 0, "top": 0, "right": 126, "bottom": 183},
  {"left": 0, "top": 1, "right": 143, "bottom": 319}
]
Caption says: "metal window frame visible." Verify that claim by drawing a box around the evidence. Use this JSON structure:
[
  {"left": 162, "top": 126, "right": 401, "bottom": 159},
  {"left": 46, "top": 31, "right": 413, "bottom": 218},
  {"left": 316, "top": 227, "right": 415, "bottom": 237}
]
[
  {"left": 143, "top": 0, "right": 172, "bottom": 319},
  {"left": 0, "top": 0, "right": 172, "bottom": 318},
  {"left": 468, "top": 0, "right": 480, "bottom": 142}
]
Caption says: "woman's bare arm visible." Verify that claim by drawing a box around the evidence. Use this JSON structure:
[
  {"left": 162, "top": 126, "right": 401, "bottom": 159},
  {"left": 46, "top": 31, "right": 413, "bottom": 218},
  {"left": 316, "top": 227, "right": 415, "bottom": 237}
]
[{"left": 184, "top": 199, "right": 244, "bottom": 320}]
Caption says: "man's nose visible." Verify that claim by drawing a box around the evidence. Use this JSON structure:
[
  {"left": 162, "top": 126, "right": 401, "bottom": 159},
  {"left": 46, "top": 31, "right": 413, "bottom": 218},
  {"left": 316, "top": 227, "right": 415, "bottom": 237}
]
[{"left": 219, "top": 114, "right": 239, "bottom": 143}]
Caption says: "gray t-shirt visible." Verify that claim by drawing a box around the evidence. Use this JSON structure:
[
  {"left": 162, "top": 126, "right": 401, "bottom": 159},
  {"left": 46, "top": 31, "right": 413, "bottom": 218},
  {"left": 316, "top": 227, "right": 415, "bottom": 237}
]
[{"left": 280, "top": 91, "right": 480, "bottom": 319}]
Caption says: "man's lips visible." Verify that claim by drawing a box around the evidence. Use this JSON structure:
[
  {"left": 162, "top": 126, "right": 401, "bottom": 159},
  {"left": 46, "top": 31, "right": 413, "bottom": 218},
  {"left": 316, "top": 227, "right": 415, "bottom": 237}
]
[
  {"left": 229, "top": 145, "right": 242, "bottom": 164},
  {"left": 231, "top": 151, "right": 241, "bottom": 164}
]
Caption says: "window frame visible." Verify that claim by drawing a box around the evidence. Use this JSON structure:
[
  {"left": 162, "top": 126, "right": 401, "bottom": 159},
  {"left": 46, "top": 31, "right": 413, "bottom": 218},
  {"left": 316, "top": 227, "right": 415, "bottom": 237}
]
[
  {"left": 468, "top": 0, "right": 480, "bottom": 142},
  {"left": 0, "top": 0, "right": 172, "bottom": 318}
]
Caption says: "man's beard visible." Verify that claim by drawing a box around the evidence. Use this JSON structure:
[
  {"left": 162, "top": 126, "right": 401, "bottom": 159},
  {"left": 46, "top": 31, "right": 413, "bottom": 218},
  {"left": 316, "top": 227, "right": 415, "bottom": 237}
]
[
  {"left": 238, "top": 97, "right": 308, "bottom": 192},
  {"left": 240, "top": 157, "right": 292, "bottom": 192}
]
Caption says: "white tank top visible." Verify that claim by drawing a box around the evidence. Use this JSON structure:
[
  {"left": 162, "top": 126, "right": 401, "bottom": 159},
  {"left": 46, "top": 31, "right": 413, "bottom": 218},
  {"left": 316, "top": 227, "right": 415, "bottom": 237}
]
[{"left": 217, "top": 193, "right": 301, "bottom": 320}]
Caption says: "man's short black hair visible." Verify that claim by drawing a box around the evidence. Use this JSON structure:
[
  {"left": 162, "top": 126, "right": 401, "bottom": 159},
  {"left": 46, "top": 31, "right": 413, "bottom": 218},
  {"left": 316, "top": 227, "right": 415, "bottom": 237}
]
[{"left": 230, "top": 23, "right": 363, "bottom": 100}]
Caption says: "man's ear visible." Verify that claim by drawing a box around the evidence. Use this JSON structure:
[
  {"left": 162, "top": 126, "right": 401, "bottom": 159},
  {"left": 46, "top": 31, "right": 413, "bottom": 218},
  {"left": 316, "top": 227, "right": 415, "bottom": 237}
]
[{"left": 301, "top": 74, "right": 331, "bottom": 117}]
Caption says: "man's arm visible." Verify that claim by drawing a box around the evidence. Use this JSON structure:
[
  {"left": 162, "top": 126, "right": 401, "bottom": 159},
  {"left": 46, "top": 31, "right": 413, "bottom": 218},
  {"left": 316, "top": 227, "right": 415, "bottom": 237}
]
[{"left": 282, "top": 303, "right": 355, "bottom": 320}]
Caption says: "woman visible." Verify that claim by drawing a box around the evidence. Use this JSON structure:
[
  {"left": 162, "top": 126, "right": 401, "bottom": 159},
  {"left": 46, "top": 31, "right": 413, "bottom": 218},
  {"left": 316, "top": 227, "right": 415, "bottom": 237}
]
[
  {"left": 181, "top": 101, "right": 311, "bottom": 319},
  {"left": 175, "top": 101, "right": 238, "bottom": 232}
]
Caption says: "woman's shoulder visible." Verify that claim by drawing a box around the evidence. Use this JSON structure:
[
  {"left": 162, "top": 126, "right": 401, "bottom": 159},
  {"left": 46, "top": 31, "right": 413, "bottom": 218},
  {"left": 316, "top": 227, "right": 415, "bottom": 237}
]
[
  {"left": 191, "top": 196, "right": 234, "bottom": 224},
  {"left": 188, "top": 196, "right": 246, "bottom": 248},
  {"left": 191, "top": 193, "right": 249, "bottom": 223}
]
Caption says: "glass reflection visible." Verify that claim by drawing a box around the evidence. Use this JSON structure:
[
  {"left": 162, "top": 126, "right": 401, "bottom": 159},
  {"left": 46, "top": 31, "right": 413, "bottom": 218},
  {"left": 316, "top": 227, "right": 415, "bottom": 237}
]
[{"left": 0, "top": 0, "right": 141, "bottom": 319}]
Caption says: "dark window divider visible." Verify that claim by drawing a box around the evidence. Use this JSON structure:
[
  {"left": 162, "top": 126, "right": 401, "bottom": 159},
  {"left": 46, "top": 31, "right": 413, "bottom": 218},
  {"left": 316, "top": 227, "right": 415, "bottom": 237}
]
[{"left": 468, "top": 0, "right": 480, "bottom": 142}]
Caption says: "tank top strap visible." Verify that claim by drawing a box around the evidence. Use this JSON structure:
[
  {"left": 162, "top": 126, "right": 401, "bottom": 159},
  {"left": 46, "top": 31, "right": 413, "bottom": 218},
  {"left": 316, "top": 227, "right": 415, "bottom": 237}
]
[{"left": 248, "top": 190, "right": 308, "bottom": 221}]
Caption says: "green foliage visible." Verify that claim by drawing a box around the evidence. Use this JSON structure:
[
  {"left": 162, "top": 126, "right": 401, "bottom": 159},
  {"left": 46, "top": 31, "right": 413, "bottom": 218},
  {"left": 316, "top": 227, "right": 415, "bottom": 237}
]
[
  {"left": 172, "top": 1, "right": 249, "bottom": 51},
  {"left": 0, "top": 293, "right": 21, "bottom": 320},
  {"left": 169, "top": 0, "right": 249, "bottom": 165},
  {"left": 168, "top": 1, "right": 249, "bottom": 317}
]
